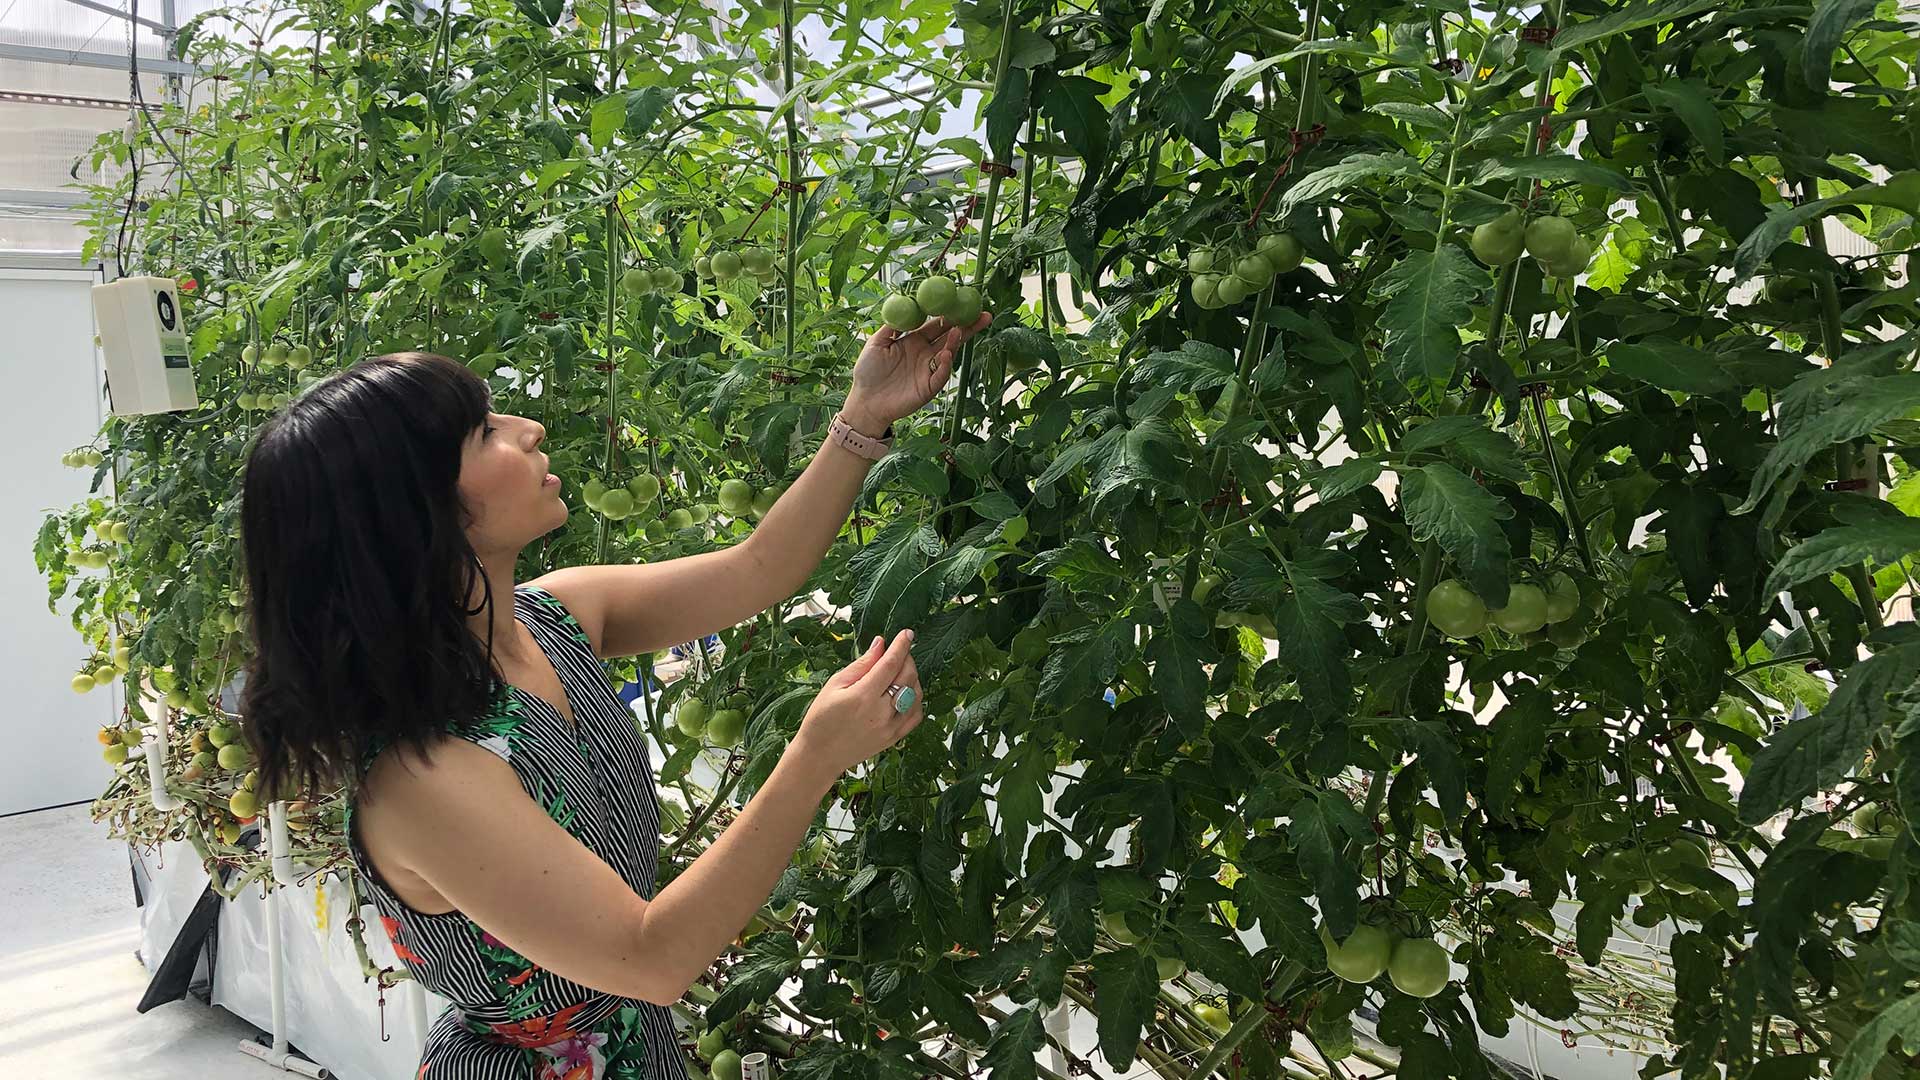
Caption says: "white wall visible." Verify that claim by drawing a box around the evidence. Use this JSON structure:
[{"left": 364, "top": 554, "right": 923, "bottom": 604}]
[{"left": 0, "top": 263, "right": 118, "bottom": 816}]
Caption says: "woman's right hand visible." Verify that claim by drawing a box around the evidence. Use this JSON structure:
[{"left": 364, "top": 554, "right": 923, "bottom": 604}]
[{"left": 792, "top": 629, "right": 925, "bottom": 779}]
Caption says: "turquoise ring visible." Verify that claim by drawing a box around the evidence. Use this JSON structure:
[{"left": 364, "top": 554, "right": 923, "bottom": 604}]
[{"left": 886, "top": 683, "right": 917, "bottom": 713}]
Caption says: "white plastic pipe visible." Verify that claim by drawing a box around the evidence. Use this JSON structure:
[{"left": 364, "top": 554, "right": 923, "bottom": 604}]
[
  {"left": 1043, "top": 1000, "right": 1071, "bottom": 1076},
  {"left": 145, "top": 717, "right": 181, "bottom": 812},
  {"left": 237, "top": 800, "right": 328, "bottom": 1077}
]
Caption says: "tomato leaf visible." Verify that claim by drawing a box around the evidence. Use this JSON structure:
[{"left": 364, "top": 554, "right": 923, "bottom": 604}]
[
  {"left": 1733, "top": 172, "right": 1920, "bottom": 281},
  {"left": 1472, "top": 153, "right": 1632, "bottom": 191},
  {"left": 1735, "top": 366, "right": 1920, "bottom": 520},
  {"left": 1486, "top": 693, "right": 1550, "bottom": 819},
  {"left": 1374, "top": 246, "right": 1485, "bottom": 388},
  {"left": 1394, "top": 719, "right": 1467, "bottom": 822},
  {"left": 706, "top": 932, "right": 801, "bottom": 1026},
  {"left": 1146, "top": 622, "right": 1216, "bottom": 733},
  {"left": 1033, "top": 73, "right": 1110, "bottom": 176},
  {"left": 1765, "top": 518, "right": 1920, "bottom": 598},
  {"left": 1607, "top": 339, "right": 1736, "bottom": 396},
  {"left": 1169, "top": 905, "right": 1262, "bottom": 999},
  {"left": 1803, "top": 0, "right": 1884, "bottom": 94},
  {"left": 980, "top": 1006, "right": 1049, "bottom": 1080},
  {"left": 848, "top": 520, "right": 942, "bottom": 643},
  {"left": 1740, "top": 644, "right": 1920, "bottom": 824},
  {"left": 983, "top": 66, "right": 1030, "bottom": 164},
  {"left": 1643, "top": 81, "right": 1725, "bottom": 164},
  {"left": 1401, "top": 415, "right": 1527, "bottom": 482},
  {"left": 1835, "top": 991, "right": 1920, "bottom": 1080},
  {"left": 1280, "top": 152, "right": 1422, "bottom": 214},
  {"left": 1270, "top": 550, "right": 1368, "bottom": 719},
  {"left": 1090, "top": 948, "right": 1159, "bottom": 1071},
  {"left": 1158, "top": 73, "right": 1225, "bottom": 162},
  {"left": 1401, "top": 463, "right": 1515, "bottom": 609},
  {"left": 1550, "top": 0, "right": 1721, "bottom": 52},
  {"left": 1290, "top": 791, "right": 1371, "bottom": 934}
]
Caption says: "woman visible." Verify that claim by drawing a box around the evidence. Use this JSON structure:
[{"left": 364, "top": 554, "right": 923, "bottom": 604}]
[{"left": 238, "top": 308, "right": 991, "bottom": 1079}]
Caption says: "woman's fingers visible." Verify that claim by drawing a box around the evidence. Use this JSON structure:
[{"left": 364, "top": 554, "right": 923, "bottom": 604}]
[
  {"left": 854, "top": 629, "right": 916, "bottom": 701},
  {"left": 833, "top": 635, "right": 886, "bottom": 687}
]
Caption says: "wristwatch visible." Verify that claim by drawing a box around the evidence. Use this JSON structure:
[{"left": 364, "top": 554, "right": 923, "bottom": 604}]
[{"left": 828, "top": 411, "right": 894, "bottom": 461}]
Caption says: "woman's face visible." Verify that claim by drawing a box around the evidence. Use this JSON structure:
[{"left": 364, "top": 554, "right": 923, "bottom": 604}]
[{"left": 458, "top": 410, "right": 568, "bottom": 557}]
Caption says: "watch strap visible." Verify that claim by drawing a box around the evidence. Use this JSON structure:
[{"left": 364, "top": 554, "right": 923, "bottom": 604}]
[{"left": 829, "top": 411, "right": 894, "bottom": 461}]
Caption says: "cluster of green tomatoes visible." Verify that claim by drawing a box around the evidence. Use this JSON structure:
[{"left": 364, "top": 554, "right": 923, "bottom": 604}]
[
  {"left": 879, "top": 274, "right": 986, "bottom": 332},
  {"left": 697, "top": 246, "right": 783, "bottom": 285},
  {"left": 1186, "top": 232, "right": 1304, "bottom": 309},
  {"left": 1320, "top": 920, "right": 1452, "bottom": 999},
  {"left": 1593, "top": 835, "right": 1714, "bottom": 895},
  {"left": 75, "top": 638, "right": 132, "bottom": 698},
  {"left": 1424, "top": 572, "right": 1582, "bottom": 640},
  {"left": 670, "top": 691, "right": 750, "bottom": 749},
  {"left": 61, "top": 447, "right": 106, "bottom": 469},
  {"left": 582, "top": 473, "right": 782, "bottom": 531},
  {"left": 235, "top": 341, "right": 314, "bottom": 410},
  {"left": 1469, "top": 211, "right": 1591, "bottom": 277}
]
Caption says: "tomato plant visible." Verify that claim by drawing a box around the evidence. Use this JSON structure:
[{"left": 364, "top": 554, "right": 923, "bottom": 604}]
[{"left": 38, "top": 0, "right": 1920, "bottom": 1076}]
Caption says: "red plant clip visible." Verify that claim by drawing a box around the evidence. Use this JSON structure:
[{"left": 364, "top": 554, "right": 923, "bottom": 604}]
[
  {"left": 1804, "top": 659, "right": 1827, "bottom": 673},
  {"left": 981, "top": 160, "right": 1017, "bottom": 178},
  {"left": 1560, "top": 1028, "right": 1577, "bottom": 1048},
  {"left": 768, "top": 371, "right": 799, "bottom": 385},
  {"left": 1519, "top": 26, "right": 1560, "bottom": 44},
  {"left": 1824, "top": 478, "right": 1870, "bottom": 491},
  {"left": 1245, "top": 126, "right": 1327, "bottom": 229},
  {"left": 232, "top": 112, "right": 251, "bottom": 122},
  {"left": 1432, "top": 58, "right": 1465, "bottom": 75}
]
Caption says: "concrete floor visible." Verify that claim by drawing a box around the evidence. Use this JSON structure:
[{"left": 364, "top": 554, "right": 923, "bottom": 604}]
[{"left": 0, "top": 802, "right": 289, "bottom": 1080}]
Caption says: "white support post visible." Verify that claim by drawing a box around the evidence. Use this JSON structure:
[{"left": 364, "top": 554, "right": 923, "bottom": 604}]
[{"left": 236, "top": 801, "right": 329, "bottom": 1077}]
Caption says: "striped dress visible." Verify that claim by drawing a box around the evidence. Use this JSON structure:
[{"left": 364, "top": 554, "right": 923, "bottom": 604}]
[{"left": 345, "top": 585, "right": 687, "bottom": 1080}]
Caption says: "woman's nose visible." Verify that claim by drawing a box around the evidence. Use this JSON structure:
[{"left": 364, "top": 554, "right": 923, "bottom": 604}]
[{"left": 526, "top": 418, "right": 547, "bottom": 446}]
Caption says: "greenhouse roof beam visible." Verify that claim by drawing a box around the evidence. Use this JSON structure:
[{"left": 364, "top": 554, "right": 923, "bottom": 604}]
[
  {"left": 0, "top": 42, "right": 202, "bottom": 77},
  {"left": 59, "top": 0, "right": 177, "bottom": 37}
]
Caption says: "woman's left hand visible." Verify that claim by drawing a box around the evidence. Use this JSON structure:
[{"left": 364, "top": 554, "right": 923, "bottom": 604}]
[{"left": 844, "top": 311, "right": 994, "bottom": 433}]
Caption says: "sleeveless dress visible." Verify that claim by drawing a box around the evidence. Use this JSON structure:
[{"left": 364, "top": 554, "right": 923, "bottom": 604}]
[{"left": 344, "top": 585, "right": 688, "bottom": 1080}]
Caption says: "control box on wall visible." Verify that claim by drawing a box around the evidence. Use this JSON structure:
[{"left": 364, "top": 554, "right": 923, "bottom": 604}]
[{"left": 92, "top": 276, "right": 198, "bottom": 415}]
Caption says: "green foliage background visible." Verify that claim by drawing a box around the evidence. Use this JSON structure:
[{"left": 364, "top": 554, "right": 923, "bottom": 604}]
[{"left": 38, "top": 0, "right": 1920, "bottom": 1076}]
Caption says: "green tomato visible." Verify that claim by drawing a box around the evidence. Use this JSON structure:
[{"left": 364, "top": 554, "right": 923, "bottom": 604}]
[
  {"left": 1470, "top": 210, "right": 1526, "bottom": 265},
  {"left": 707, "top": 708, "right": 746, "bottom": 747},
  {"left": 1387, "top": 937, "right": 1450, "bottom": 998},
  {"left": 1524, "top": 216, "right": 1578, "bottom": 263},
  {"left": 675, "top": 699, "right": 710, "bottom": 738},
  {"left": 694, "top": 255, "right": 714, "bottom": 279},
  {"left": 1547, "top": 619, "right": 1586, "bottom": 649},
  {"left": 478, "top": 227, "right": 511, "bottom": 268},
  {"left": 665, "top": 508, "right": 694, "bottom": 530},
  {"left": 1650, "top": 837, "right": 1710, "bottom": 875},
  {"left": 1854, "top": 803, "right": 1900, "bottom": 835},
  {"left": 740, "top": 247, "right": 776, "bottom": 275},
  {"left": 72, "top": 672, "right": 96, "bottom": 694},
  {"left": 880, "top": 293, "right": 924, "bottom": 331},
  {"left": 644, "top": 520, "right": 667, "bottom": 542},
  {"left": 1100, "top": 911, "right": 1143, "bottom": 945},
  {"left": 916, "top": 275, "right": 958, "bottom": 317},
  {"left": 1425, "top": 579, "right": 1487, "bottom": 637},
  {"left": 696, "top": 1028, "right": 727, "bottom": 1063},
  {"left": 1190, "top": 274, "right": 1222, "bottom": 308},
  {"left": 1489, "top": 583, "right": 1549, "bottom": 634},
  {"left": 1192, "top": 1003, "right": 1231, "bottom": 1035},
  {"left": 1215, "top": 275, "right": 1250, "bottom": 306},
  {"left": 1188, "top": 247, "right": 1217, "bottom": 274},
  {"left": 629, "top": 473, "right": 661, "bottom": 505},
  {"left": 651, "top": 267, "right": 682, "bottom": 293},
  {"left": 264, "top": 343, "right": 290, "bottom": 367},
  {"left": 621, "top": 267, "right": 655, "bottom": 296},
  {"left": 1255, "top": 233, "right": 1304, "bottom": 273},
  {"left": 1156, "top": 952, "right": 1186, "bottom": 982},
  {"left": 598, "top": 488, "right": 635, "bottom": 519},
  {"left": 1599, "top": 847, "right": 1644, "bottom": 882},
  {"left": 1321, "top": 923, "right": 1394, "bottom": 984},
  {"left": 711, "top": 1049, "right": 743, "bottom": 1080},
  {"left": 1192, "top": 573, "right": 1222, "bottom": 605},
  {"left": 946, "top": 284, "right": 984, "bottom": 324},
  {"left": 709, "top": 251, "right": 743, "bottom": 279},
  {"left": 687, "top": 503, "right": 712, "bottom": 524},
  {"left": 1544, "top": 234, "right": 1592, "bottom": 277},
  {"left": 717, "top": 479, "right": 754, "bottom": 516},
  {"left": 286, "top": 344, "right": 313, "bottom": 370},
  {"left": 217, "top": 743, "right": 250, "bottom": 771},
  {"left": 1543, "top": 572, "right": 1580, "bottom": 623},
  {"left": 1233, "top": 254, "right": 1276, "bottom": 290},
  {"left": 749, "top": 485, "right": 780, "bottom": 520},
  {"left": 230, "top": 788, "right": 260, "bottom": 819}
]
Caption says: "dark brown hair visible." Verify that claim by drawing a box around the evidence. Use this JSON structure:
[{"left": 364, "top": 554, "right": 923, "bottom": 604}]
[{"left": 239, "top": 352, "right": 503, "bottom": 799}]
